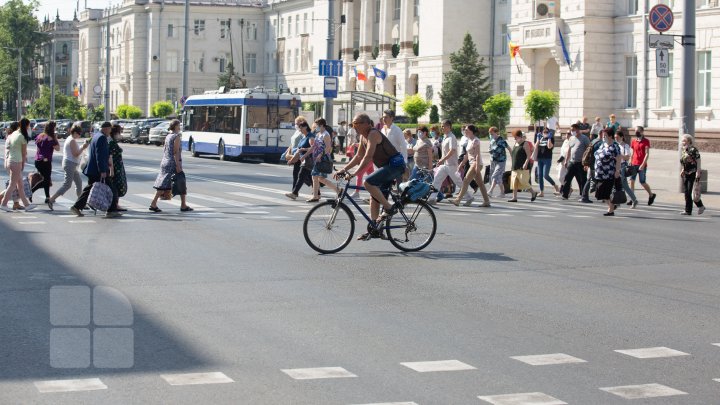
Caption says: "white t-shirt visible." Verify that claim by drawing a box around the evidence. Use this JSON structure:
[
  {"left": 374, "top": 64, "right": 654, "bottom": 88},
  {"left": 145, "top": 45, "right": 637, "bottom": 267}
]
[
  {"left": 465, "top": 137, "right": 482, "bottom": 165},
  {"left": 382, "top": 124, "right": 408, "bottom": 162},
  {"left": 441, "top": 134, "right": 458, "bottom": 167},
  {"left": 63, "top": 137, "right": 81, "bottom": 164}
]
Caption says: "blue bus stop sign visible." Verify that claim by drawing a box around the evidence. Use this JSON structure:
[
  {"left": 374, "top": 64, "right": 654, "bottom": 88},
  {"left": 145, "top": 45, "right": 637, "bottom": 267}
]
[{"left": 323, "top": 77, "right": 338, "bottom": 99}]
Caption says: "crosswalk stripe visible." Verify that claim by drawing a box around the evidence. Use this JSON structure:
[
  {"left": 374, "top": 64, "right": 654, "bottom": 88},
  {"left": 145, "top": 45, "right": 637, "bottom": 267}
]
[
  {"left": 227, "top": 191, "right": 306, "bottom": 207},
  {"left": 190, "top": 193, "right": 254, "bottom": 208},
  {"left": 135, "top": 194, "right": 212, "bottom": 212}
]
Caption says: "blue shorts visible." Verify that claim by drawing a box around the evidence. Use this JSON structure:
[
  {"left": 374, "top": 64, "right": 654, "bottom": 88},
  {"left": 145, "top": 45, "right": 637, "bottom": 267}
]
[
  {"left": 629, "top": 165, "right": 647, "bottom": 184},
  {"left": 366, "top": 164, "right": 405, "bottom": 195}
]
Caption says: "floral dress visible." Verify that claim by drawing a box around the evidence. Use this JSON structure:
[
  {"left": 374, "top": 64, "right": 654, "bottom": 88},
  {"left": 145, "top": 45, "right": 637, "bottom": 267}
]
[
  {"left": 109, "top": 139, "right": 127, "bottom": 197},
  {"left": 681, "top": 146, "right": 700, "bottom": 176},
  {"left": 153, "top": 132, "right": 180, "bottom": 190}
]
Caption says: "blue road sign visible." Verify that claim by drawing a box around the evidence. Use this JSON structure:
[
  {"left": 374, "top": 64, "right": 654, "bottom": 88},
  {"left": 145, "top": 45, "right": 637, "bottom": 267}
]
[
  {"left": 649, "top": 4, "right": 673, "bottom": 33},
  {"left": 323, "top": 77, "right": 338, "bottom": 99},
  {"left": 319, "top": 59, "right": 344, "bottom": 77}
]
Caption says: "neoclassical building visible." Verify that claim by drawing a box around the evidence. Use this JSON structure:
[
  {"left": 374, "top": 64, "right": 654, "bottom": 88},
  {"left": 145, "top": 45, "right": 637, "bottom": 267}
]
[
  {"left": 508, "top": 0, "right": 720, "bottom": 134},
  {"left": 36, "top": 16, "right": 80, "bottom": 99}
]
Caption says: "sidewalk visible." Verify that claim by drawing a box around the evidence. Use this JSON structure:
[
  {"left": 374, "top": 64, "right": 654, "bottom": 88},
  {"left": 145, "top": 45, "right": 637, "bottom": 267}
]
[{"left": 334, "top": 140, "right": 720, "bottom": 209}]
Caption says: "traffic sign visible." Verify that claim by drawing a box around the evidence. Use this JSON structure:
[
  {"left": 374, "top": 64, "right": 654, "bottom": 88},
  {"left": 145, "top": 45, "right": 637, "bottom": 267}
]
[
  {"left": 656, "top": 48, "right": 670, "bottom": 78},
  {"left": 180, "top": 95, "right": 188, "bottom": 105},
  {"left": 649, "top": 34, "right": 674, "bottom": 49},
  {"left": 323, "top": 77, "right": 338, "bottom": 99},
  {"left": 649, "top": 4, "right": 673, "bottom": 32},
  {"left": 318, "top": 59, "right": 343, "bottom": 77}
]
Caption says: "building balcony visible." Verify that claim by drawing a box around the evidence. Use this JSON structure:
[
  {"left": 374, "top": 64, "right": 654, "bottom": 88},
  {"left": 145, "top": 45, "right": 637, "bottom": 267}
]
[{"left": 519, "top": 18, "right": 560, "bottom": 49}]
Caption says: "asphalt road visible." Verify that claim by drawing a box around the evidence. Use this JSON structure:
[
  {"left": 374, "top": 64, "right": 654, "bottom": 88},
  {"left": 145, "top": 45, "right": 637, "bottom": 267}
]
[{"left": 1, "top": 142, "right": 719, "bottom": 404}]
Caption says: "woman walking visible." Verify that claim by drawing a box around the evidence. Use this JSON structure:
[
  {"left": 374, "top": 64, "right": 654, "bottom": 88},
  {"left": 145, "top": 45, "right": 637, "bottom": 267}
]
[
  {"left": 48, "top": 123, "right": 89, "bottom": 207},
  {"left": 1, "top": 118, "right": 36, "bottom": 212},
  {"left": 285, "top": 121, "right": 314, "bottom": 200},
  {"left": 556, "top": 131, "right": 572, "bottom": 196},
  {"left": 452, "top": 125, "right": 491, "bottom": 207},
  {"left": 109, "top": 124, "right": 128, "bottom": 211},
  {"left": 149, "top": 119, "right": 192, "bottom": 212},
  {"left": 410, "top": 126, "right": 434, "bottom": 180},
  {"left": 307, "top": 118, "right": 339, "bottom": 203},
  {"left": 614, "top": 131, "right": 638, "bottom": 208},
  {"left": 533, "top": 128, "right": 559, "bottom": 197},
  {"left": 680, "top": 134, "right": 705, "bottom": 215},
  {"left": 32, "top": 120, "right": 60, "bottom": 208},
  {"left": 593, "top": 129, "right": 622, "bottom": 216},
  {"left": 508, "top": 130, "right": 538, "bottom": 203}
]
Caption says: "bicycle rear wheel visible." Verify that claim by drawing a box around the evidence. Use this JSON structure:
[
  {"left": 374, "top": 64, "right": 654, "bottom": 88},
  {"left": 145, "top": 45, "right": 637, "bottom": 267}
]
[
  {"left": 303, "top": 201, "right": 355, "bottom": 254},
  {"left": 386, "top": 201, "right": 436, "bottom": 252}
]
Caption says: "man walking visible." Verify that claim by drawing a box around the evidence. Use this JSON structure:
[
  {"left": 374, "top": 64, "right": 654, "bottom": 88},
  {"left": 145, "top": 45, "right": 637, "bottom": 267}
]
[
  {"left": 429, "top": 120, "right": 463, "bottom": 203},
  {"left": 71, "top": 122, "right": 120, "bottom": 218},
  {"left": 487, "top": 126, "right": 512, "bottom": 198},
  {"left": 560, "top": 123, "right": 590, "bottom": 200},
  {"left": 629, "top": 126, "right": 657, "bottom": 205}
]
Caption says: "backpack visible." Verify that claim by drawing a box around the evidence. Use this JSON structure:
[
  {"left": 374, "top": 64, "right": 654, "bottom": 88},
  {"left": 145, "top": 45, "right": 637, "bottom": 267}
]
[
  {"left": 399, "top": 179, "right": 431, "bottom": 202},
  {"left": 581, "top": 140, "right": 597, "bottom": 167}
]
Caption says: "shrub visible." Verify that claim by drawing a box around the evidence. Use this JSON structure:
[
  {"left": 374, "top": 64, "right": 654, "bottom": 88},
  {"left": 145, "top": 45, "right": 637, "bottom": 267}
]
[{"left": 151, "top": 101, "right": 174, "bottom": 118}]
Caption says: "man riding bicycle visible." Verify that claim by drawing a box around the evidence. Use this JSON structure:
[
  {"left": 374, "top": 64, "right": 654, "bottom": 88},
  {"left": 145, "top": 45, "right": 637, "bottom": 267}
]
[{"left": 335, "top": 113, "right": 406, "bottom": 240}]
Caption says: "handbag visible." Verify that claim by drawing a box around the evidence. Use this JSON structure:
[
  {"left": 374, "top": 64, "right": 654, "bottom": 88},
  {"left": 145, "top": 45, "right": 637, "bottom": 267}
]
[
  {"left": 172, "top": 171, "right": 187, "bottom": 196},
  {"left": 28, "top": 171, "right": 44, "bottom": 190},
  {"left": 314, "top": 155, "right": 333, "bottom": 174},
  {"left": 692, "top": 175, "right": 702, "bottom": 203},
  {"left": 4, "top": 178, "right": 33, "bottom": 200},
  {"left": 611, "top": 177, "right": 627, "bottom": 205},
  {"left": 87, "top": 180, "right": 113, "bottom": 211},
  {"left": 483, "top": 165, "right": 491, "bottom": 184},
  {"left": 625, "top": 165, "right": 638, "bottom": 177}
]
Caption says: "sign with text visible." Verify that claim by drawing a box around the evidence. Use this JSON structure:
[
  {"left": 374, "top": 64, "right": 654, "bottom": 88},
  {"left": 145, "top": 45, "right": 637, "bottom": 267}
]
[
  {"left": 656, "top": 48, "right": 670, "bottom": 78},
  {"left": 323, "top": 77, "right": 338, "bottom": 99}
]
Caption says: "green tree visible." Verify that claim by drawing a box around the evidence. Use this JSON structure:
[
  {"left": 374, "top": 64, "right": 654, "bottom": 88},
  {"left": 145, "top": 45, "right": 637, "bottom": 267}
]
[
  {"left": 439, "top": 33, "right": 491, "bottom": 123},
  {"left": 0, "top": 0, "right": 43, "bottom": 116},
  {"left": 482, "top": 93, "right": 512, "bottom": 132},
  {"left": 217, "top": 62, "right": 246, "bottom": 89},
  {"left": 116, "top": 104, "right": 130, "bottom": 119},
  {"left": 429, "top": 105, "right": 439, "bottom": 124},
  {"left": 27, "top": 85, "right": 83, "bottom": 120},
  {"left": 58, "top": 97, "right": 84, "bottom": 120},
  {"left": 151, "top": 101, "right": 174, "bottom": 118},
  {"left": 126, "top": 105, "right": 143, "bottom": 119},
  {"left": 401, "top": 94, "right": 431, "bottom": 124},
  {"left": 524, "top": 90, "right": 559, "bottom": 129},
  {"left": 89, "top": 105, "right": 105, "bottom": 122}
]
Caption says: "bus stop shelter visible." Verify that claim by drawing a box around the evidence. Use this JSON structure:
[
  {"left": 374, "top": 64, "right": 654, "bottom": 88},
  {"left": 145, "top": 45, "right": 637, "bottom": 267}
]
[{"left": 300, "top": 91, "right": 398, "bottom": 125}]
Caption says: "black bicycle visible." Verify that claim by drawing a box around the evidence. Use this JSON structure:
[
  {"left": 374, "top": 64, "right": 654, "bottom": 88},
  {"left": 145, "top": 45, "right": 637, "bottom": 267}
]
[{"left": 303, "top": 170, "right": 437, "bottom": 254}]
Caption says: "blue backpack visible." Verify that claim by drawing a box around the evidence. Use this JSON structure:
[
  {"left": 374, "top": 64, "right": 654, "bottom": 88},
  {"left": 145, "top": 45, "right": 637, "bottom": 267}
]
[{"left": 399, "top": 179, "right": 431, "bottom": 202}]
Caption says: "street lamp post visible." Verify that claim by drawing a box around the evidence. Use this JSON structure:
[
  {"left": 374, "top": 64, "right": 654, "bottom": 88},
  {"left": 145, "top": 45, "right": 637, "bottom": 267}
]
[
  {"left": 50, "top": 36, "right": 56, "bottom": 120},
  {"left": 3, "top": 46, "right": 23, "bottom": 120}
]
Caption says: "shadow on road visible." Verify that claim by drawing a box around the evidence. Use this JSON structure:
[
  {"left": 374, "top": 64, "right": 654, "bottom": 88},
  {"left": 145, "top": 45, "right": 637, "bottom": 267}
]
[{"left": 331, "top": 250, "right": 515, "bottom": 261}]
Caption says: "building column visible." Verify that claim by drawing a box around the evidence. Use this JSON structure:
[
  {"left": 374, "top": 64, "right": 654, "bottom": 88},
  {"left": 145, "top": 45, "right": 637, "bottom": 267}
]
[
  {"left": 341, "top": 0, "right": 355, "bottom": 63},
  {"left": 357, "top": 0, "right": 374, "bottom": 61},
  {"left": 398, "top": 0, "right": 414, "bottom": 58},
  {"left": 377, "top": 0, "right": 393, "bottom": 59}
]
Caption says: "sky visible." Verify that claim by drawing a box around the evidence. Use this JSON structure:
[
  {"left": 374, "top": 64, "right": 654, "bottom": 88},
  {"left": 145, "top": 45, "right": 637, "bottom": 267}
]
[{"left": 0, "top": 0, "right": 117, "bottom": 22}]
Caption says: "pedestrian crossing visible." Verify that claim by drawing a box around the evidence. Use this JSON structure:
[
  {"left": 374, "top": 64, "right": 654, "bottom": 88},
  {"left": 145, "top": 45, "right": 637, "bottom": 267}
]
[{"left": 29, "top": 343, "right": 718, "bottom": 402}]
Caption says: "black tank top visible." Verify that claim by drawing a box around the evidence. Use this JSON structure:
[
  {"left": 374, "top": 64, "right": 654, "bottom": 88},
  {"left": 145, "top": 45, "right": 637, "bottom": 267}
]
[{"left": 362, "top": 130, "right": 398, "bottom": 167}]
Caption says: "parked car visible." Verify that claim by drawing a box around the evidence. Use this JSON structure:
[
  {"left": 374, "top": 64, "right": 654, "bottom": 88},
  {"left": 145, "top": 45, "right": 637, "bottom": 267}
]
[
  {"left": 135, "top": 118, "right": 166, "bottom": 144},
  {"left": 31, "top": 122, "right": 46, "bottom": 139},
  {"left": 148, "top": 120, "right": 181, "bottom": 145}
]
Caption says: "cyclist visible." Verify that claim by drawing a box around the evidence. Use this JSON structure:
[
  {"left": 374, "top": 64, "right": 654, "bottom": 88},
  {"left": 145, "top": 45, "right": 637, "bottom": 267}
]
[{"left": 336, "top": 113, "right": 406, "bottom": 240}]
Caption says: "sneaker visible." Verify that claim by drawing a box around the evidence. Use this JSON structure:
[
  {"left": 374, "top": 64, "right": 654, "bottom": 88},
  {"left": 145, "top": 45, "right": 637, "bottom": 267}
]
[
  {"left": 580, "top": 199, "right": 593, "bottom": 204},
  {"left": 631, "top": 200, "right": 638, "bottom": 209},
  {"left": 698, "top": 206, "right": 705, "bottom": 215},
  {"left": 531, "top": 192, "right": 538, "bottom": 202},
  {"left": 436, "top": 192, "right": 445, "bottom": 203},
  {"left": 648, "top": 193, "right": 657, "bottom": 206},
  {"left": 626, "top": 201, "right": 633, "bottom": 206},
  {"left": 0, "top": 205, "right": 11, "bottom": 212},
  {"left": 105, "top": 211, "right": 122, "bottom": 218},
  {"left": 680, "top": 211, "right": 690, "bottom": 215},
  {"left": 284, "top": 192, "right": 298, "bottom": 200},
  {"left": 24, "top": 204, "right": 37, "bottom": 212},
  {"left": 70, "top": 206, "right": 84, "bottom": 217},
  {"left": 350, "top": 192, "right": 360, "bottom": 199},
  {"left": 47, "top": 200, "right": 54, "bottom": 211},
  {"left": 603, "top": 212, "right": 615, "bottom": 216},
  {"left": 463, "top": 196, "right": 475, "bottom": 207}
]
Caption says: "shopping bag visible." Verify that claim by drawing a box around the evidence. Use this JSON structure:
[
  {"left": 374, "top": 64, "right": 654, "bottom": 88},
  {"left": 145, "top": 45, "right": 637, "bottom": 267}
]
[
  {"left": 4, "top": 178, "right": 33, "bottom": 200},
  {"left": 87, "top": 180, "right": 112, "bottom": 211},
  {"left": 172, "top": 171, "right": 187, "bottom": 196}
]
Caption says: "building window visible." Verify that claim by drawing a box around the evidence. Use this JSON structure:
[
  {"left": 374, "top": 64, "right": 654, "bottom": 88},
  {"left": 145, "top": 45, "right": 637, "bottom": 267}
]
[
  {"left": 625, "top": 56, "right": 638, "bottom": 108},
  {"left": 249, "top": 23, "right": 257, "bottom": 41},
  {"left": 501, "top": 24, "right": 508, "bottom": 55},
  {"left": 287, "top": 50, "right": 292, "bottom": 72},
  {"left": 194, "top": 19, "right": 205, "bottom": 35},
  {"left": 280, "top": 18, "right": 284, "bottom": 37},
  {"left": 499, "top": 79, "right": 507, "bottom": 93},
  {"left": 219, "top": 57, "right": 226, "bottom": 73},
  {"left": 303, "top": 13, "right": 308, "bottom": 33},
  {"left": 166, "top": 51, "right": 178, "bottom": 72},
  {"left": 288, "top": 16, "right": 292, "bottom": 37},
  {"left": 265, "top": 21, "right": 271, "bottom": 41},
  {"left": 295, "top": 15, "right": 299, "bottom": 36},
  {"left": 166, "top": 88, "right": 177, "bottom": 103},
  {"left": 294, "top": 49, "right": 299, "bottom": 72},
  {"left": 414, "top": 0, "right": 419, "bottom": 17},
  {"left": 246, "top": 53, "right": 257, "bottom": 74},
  {"left": 659, "top": 52, "right": 673, "bottom": 107},
  {"left": 393, "top": 0, "right": 401, "bottom": 20},
  {"left": 658, "top": 0, "right": 674, "bottom": 7},
  {"left": 192, "top": 88, "right": 204, "bottom": 95},
  {"left": 375, "top": 0, "right": 381, "bottom": 23},
  {"left": 697, "top": 51, "right": 712, "bottom": 107},
  {"left": 220, "top": 20, "right": 229, "bottom": 39},
  {"left": 167, "top": 24, "right": 175, "bottom": 38},
  {"left": 628, "top": 0, "right": 638, "bottom": 14},
  {"left": 311, "top": 13, "right": 314, "bottom": 33}
]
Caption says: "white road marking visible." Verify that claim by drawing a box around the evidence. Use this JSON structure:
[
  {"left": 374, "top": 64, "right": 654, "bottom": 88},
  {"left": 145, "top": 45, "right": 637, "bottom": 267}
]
[
  {"left": 478, "top": 392, "right": 567, "bottom": 405},
  {"left": 713, "top": 343, "right": 720, "bottom": 347},
  {"left": 288, "top": 209, "right": 310, "bottom": 213},
  {"left": 510, "top": 353, "right": 587, "bottom": 366},
  {"left": 190, "top": 193, "right": 253, "bottom": 208},
  {"left": 262, "top": 216, "right": 291, "bottom": 220},
  {"left": 447, "top": 213, "right": 470, "bottom": 216},
  {"left": 531, "top": 214, "right": 555, "bottom": 218},
  {"left": 160, "top": 372, "right": 234, "bottom": 386},
  {"left": 486, "top": 213, "right": 512, "bottom": 217},
  {"left": 12, "top": 216, "right": 37, "bottom": 219},
  {"left": 255, "top": 172, "right": 283, "bottom": 177},
  {"left": 351, "top": 403, "right": 418, "bottom": 405},
  {"left": 614, "top": 346, "right": 690, "bottom": 359},
  {"left": 599, "top": 383, "right": 687, "bottom": 399},
  {"left": 399, "top": 360, "right": 476, "bottom": 373},
  {"left": 714, "top": 378, "right": 720, "bottom": 383},
  {"left": 135, "top": 194, "right": 212, "bottom": 212},
  {"left": 227, "top": 191, "right": 305, "bottom": 207},
  {"left": 18, "top": 221, "right": 45, "bottom": 225},
  {"left": 281, "top": 367, "right": 357, "bottom": 380},
  {"left": 34, "top": 378, "right": 107, "bottom": 393},
  {"left": 569, "top": 215, "right": 592, "bottom": 218},
  {"left": 69, "top": 220, "right": 96, "bottom": 224}
]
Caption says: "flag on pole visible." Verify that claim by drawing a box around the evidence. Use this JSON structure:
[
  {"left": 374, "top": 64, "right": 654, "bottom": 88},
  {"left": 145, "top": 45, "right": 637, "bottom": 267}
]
[
  {"left": 558, "top": 28, "right": 573, "bottom": 68},
  {"left": 354, "top": 67, "right": 367, "bottom": 81},
  {"left": 372, "top": 66, "right": 387, "bottom": 80},
  {"left": 508, "top": 34, "right": 520, "bottom": 60}
]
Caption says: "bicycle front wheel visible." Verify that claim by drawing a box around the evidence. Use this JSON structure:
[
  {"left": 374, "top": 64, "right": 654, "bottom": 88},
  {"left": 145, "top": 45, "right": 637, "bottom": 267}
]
[
  {"left": 386, "top": 201, "right": 437, "bottom": 252},
  {"left": 303, "top": 201, "right": 355, "bottom": 254}
]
